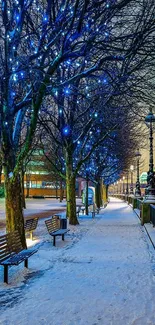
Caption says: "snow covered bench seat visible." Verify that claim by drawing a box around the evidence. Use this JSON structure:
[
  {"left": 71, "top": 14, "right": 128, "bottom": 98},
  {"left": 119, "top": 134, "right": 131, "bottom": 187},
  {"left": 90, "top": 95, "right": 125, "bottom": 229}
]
[
  {"left": 0, "top": 231, "right": 38, "bottom": 284},
  {"left": 45, "top": 218, "right": 69, "bottom": 246}
]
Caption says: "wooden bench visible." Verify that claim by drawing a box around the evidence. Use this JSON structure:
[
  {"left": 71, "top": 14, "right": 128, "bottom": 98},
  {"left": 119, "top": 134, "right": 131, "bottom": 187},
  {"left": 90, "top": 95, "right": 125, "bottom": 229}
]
[
  {"left": 80, "top": 206, "right": 85, "bottom": 214},
  {"left": 88, "top": 204, "right": 100, "bottom": 218},
  {"left": 24, "top": 217, "right": 39, "bottom": 240},
  {"left": 45, "top": 217, "right": 69, "bottom": 246},
  {"left": 0, "top": 231, "right": 38, "bottom": 284}
]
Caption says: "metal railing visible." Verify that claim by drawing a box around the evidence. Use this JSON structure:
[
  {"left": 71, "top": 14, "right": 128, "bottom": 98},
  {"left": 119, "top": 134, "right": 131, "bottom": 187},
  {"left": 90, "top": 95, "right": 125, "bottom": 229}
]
[
  {"left": 110, "top": 194, "right": 125, "bottom": 200},
  {"left": 136, "top": 198, "right": 143, "bottom": 209},
  {"left": 136, "top": 198, "right": 143, "bottom": 219}
]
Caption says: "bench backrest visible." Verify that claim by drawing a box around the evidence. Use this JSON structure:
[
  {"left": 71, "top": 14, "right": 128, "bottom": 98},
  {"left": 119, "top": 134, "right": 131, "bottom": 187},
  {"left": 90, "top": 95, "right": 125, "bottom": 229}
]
[
  {"left": 45, "top": 217, "right": 60, "bottom": 234},
  {"left": 24, "top": 218, "right": 39, "bottom": 232},
  {"left": 52, "top": 215, "right": 61, "bottom": 228},
  {"left": 0, "top": 231, "right": 23, "bottom": 263}
]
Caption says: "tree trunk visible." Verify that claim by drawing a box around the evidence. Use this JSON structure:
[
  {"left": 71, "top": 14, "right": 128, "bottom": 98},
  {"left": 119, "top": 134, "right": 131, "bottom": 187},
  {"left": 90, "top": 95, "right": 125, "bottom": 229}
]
[
  {"left": 59, "top": 180, "right": 64, "bottom": 202},
  {"left": 106, "top": 185, "right": 108, "bottom": 201},
  {"left": 95, "top": 178, "right": 103, "bottom": 209},
  {"left": 102, "top": 183, "right": 107, "bottom": 204},
  {"left": 4, "top": 172, "right": 26, "bottom": 248},
  {"left": 100, "top": 180, "right": 103, "bottom": 206},
  {"left": 66, "top": 151, "right": 79, "bottom": 225},
  {"left": 85, "top": 175, "right": 89, "bottom": 215},
  {"left": 26, "top": 173, "right": 30, "bottom": 198},
  {"left": 21, "top": 169, "right": 26, "bottom": 209},
  {"left": 55, "top": 181, "right": 58, "bottom": 199}
]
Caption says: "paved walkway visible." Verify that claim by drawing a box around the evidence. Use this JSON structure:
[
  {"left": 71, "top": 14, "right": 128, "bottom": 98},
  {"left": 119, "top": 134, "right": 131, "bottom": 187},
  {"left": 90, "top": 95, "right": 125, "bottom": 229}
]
[{"left": 0, "top": 198, "right": 155, "bottom": 325}]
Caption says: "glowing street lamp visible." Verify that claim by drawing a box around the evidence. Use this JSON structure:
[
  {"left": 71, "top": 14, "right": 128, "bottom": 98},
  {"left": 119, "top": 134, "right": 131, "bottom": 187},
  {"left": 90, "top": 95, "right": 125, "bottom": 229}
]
[
  {"left": 135, "top": 149, "right": 141, "bottom": 197},
  {"left": 126, "top": 172, "right": 129, "bottom": 195},
  {"left": 119, "top": 179, "right": 122, "bottom": 193},
  {"left": 122, "top": 176, "right": 125, "bottom": 194},
  {"left": 113, "top": 182, "right": 116, "bottom": 194},
  {"left": 130, "top": 165, "right": 134, "bottom": 195}
]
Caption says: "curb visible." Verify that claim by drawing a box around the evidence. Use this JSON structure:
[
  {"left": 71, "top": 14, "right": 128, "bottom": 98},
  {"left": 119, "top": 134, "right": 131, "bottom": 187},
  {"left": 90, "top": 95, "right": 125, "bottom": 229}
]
[{"left": 134, "top": 208, "right": 155, "bottom": 249}]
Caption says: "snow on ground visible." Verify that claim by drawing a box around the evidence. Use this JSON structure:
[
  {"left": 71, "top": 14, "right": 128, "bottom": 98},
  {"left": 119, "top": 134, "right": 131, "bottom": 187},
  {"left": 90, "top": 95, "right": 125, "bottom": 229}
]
[
  {"left": 0, "top": 198, "right": 83, "bottom": 221},
  {"left": 0, "top": 198, "right": 68, "bottom": 220},
  {"left": 1, "top": 198, "right": 155, "bottom": 325}
]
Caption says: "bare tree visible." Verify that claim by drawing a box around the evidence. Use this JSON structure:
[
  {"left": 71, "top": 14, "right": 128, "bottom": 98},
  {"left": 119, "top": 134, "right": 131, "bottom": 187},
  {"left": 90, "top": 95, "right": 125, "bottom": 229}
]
[{"left": 0, "top": 0, "right": 154, "bottom": 243}]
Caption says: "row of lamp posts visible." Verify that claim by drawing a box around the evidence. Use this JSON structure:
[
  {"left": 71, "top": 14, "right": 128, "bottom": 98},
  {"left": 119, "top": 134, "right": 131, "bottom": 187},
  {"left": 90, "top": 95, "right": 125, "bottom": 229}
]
[
  {"left": 113, "top": 108, "right": 155, "bottom": 201},
  {"left": 144, "top": 109, "right": 155, "bottom": 201}
]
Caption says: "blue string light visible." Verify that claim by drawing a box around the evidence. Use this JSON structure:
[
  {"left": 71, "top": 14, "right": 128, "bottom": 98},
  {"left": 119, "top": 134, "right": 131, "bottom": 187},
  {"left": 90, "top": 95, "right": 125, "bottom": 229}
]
[{"left": 62, "top": 125, "right": 71, "bottom": 137}]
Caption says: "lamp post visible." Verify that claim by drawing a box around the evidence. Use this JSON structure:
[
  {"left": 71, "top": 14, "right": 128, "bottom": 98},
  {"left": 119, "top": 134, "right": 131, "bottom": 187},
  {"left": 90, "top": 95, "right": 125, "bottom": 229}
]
[
  {"left": 113, "top": 182, "right": 116, "bottom": 195},
  {"left": 85, "top": 169, "right": 89, "bottom": 215},
  {"left": 122, "top": 176, "right": 125, "bottom": 194},
  {"left": 144, "top": 110, "right": 155, "bottom": 201},
  {"left": 130, "top": 165, "right": 134, "bottom": 195},
  {"left": 117, "top": 181, "right": 119, "bottom": 193},
  {"left": 135, "top": 149, "right": 141, "bottom": 197},
  {"left": 126, "top": 172, "right": 129, "bottom": 195},
  {"left": 119, "top": 179, "right": 122, "bottom": 194}
]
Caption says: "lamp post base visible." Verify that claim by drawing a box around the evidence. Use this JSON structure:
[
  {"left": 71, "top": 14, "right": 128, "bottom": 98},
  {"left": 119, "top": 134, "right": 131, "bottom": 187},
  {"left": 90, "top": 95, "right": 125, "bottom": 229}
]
[
  {"left": 135, "top": 191, "right": 141, "bottom": 198},
  {"left": 135, "top": 181, "right": 141, "bottom": 198},
  {"left": 135, "top": 188, "right": 141, "bottom": 197},
  {"left": 144, "top": 184, "right": 155, "bottom": 202}
]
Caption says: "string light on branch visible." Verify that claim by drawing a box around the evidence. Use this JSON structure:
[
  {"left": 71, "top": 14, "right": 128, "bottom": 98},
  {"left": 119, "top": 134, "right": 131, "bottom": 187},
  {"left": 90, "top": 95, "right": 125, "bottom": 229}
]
[
  {"left": 43, "top": 15, "right": 48, "bottom": 22},
  {"left": 62, "top": 125, "right": 71, "bottom": 137},
  {"left": 64, "top": 87, "right": 70, "bottom": 95}
]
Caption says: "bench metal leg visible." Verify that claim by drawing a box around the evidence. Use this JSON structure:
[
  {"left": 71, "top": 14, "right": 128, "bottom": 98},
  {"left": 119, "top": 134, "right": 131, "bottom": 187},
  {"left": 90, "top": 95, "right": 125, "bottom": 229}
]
[
  {"left": 24, "top": 259, "right": 28, "bottom": 268},
  {"left": 53, "top": 236, "right": 56, "bottom": 246},
  {"left": 62, "top": 234, "right": 64, "bottom": 241},
  {"left": 30, "top": 231, "right": 33, "bottom": 241},
  {"left": 4, "top": 265, "right": 8, "bottom": 284}
]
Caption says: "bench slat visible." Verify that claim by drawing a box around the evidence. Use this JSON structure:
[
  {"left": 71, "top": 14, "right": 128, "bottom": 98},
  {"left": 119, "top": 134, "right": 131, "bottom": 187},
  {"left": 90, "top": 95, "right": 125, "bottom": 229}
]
[
  {"left": 25, "top": 217, "right": 38, "bottom": 232},
  {"left": 45, "top": 218, "right": 59, "bottom": 233},
  {"left": 1, "top": 248, "right": 38, "bottom": 265},
  {"left": 0, "top": 252, "right": 15, "bottom": 262}
]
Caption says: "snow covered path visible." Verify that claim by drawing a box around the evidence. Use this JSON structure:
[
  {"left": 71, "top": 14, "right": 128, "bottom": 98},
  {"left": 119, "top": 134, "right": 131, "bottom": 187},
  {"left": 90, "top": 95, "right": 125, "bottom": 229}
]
[{"left": 1, "top": 198, "right": 155, "bottom": 325}]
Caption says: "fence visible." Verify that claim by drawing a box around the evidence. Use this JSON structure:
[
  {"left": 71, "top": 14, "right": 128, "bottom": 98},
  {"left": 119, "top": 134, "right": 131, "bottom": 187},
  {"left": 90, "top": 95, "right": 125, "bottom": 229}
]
[{"left": 111, "top": 194, "right": 155, "bottom": 226}]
